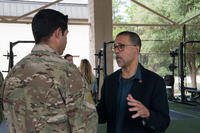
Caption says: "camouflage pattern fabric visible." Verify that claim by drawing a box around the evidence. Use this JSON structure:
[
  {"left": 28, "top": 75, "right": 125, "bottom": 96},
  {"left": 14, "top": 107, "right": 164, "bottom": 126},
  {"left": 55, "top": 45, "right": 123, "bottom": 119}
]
[
  {"left": 0, "top": 71, "right": 4, "bottom": 122},
  {"left": 2, "top": 44, "right": 98, "bottom": 133},
  {"left": 0, "top": 71, "right": 3, "bottom": 87}
]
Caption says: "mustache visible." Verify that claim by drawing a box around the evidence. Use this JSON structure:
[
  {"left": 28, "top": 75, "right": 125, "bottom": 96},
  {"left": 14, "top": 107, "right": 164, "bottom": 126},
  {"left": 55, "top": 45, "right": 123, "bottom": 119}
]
[{"left": 115, "top": 55, "right": 121, "bottom": 59}]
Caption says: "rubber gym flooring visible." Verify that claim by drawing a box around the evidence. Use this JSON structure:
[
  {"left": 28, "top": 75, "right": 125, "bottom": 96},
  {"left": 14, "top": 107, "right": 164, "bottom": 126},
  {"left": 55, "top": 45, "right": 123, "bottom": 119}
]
[
  {"left": 97, "top": 101, "right": 200, "bottom": 133},
  {"left": 1, "top": 100, "right": 200, "bottom": 133}
]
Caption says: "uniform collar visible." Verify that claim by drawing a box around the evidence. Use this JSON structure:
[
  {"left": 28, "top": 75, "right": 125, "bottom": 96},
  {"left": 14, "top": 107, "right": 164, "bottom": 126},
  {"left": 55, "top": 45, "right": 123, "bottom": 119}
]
[{"left": 31, "top": 44, "right": 60, "bottom": 55}]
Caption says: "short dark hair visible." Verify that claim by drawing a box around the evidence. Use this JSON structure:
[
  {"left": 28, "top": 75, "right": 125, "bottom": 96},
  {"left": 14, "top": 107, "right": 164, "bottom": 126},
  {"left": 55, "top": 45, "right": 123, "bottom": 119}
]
[
  {"left": 116, "top": 31, "right": 141, "bottom": 50},
  {"left": 64, "top": 54, "right": 73, "bottom": 59},
  {"left": 32, "top": 9, "right": 68, "bottom": 44}
]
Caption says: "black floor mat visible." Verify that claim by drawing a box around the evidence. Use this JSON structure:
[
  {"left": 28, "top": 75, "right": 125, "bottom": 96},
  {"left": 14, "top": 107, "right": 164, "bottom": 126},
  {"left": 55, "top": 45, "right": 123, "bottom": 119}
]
[{"left": 170, "top": 110, "right": 197, "bottom": 120}]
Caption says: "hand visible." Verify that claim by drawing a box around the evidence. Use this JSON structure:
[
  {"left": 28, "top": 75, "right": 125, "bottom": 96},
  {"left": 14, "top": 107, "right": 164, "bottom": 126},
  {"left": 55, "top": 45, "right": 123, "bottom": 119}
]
[{"left": 127, "top": 94, "right": 150, "bottom": 119}]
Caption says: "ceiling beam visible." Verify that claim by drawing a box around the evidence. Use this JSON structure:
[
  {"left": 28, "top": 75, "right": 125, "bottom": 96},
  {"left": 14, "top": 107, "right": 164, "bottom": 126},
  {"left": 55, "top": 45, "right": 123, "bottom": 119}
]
[
  {"left": 0, "top": 16, "right": 8, "bottom": 22},
  {"left": 113, "top": 23, "right": 176, "bottom": 27},
  {"left": 113, "top": 23, "right": 200, "bottom": 27},
  {"left": 0, "top": 16, "right": 89, "bottom": 25},
  {"left": 180, "top": 12, "right": 200, "bottom": 25},
  {"left": 9, "top": 0, "right": 64, "bottom": 22},
  {"left": 130, "top": 0, "right": 178, "bottom": 25}
]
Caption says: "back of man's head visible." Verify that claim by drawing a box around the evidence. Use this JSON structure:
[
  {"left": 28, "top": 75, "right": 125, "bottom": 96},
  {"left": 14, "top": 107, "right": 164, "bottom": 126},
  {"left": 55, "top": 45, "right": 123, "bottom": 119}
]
[{"left": 32, "top": 9, "right": 68, "bottom": 44}]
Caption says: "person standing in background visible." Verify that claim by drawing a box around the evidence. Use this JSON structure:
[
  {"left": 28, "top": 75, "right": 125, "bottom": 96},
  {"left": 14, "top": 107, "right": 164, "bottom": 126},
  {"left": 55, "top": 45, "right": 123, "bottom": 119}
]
[
  {"left": 64, "top": 53, "right": 74, "bottom": 64},
  {"left": 79, "top": 59, "right": 97, "bottom": 103},
  {"left": 1, "top": 9, "right": 97, "bottom": 133}
]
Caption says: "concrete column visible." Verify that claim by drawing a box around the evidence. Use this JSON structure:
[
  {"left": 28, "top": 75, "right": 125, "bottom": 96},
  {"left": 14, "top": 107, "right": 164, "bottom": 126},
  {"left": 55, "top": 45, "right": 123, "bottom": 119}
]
[
  {"left": 88, "top": 0, "right": 113, "bottom": 72},
  {"left": 88, "top": 0, "right": 113, "bottom": 98}
]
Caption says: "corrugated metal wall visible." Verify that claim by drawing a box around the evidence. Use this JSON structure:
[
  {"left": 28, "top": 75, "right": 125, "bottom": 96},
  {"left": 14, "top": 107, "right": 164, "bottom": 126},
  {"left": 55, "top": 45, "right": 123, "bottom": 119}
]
[{"left": 0, "top": 0, "right": 88, "bottom": 19}]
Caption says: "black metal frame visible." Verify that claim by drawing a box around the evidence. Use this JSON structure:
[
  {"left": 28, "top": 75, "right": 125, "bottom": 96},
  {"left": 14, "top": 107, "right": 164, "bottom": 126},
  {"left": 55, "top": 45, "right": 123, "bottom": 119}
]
[
  {"left": 94, "top": 41, "right": 113, "bottom": 103},
  {"left": 94, "top": 49, "right": 103, "bottom": 103},
  {"left": 4, "top": 41, "right": 35, "bottom": 72},
  {"left": 103, "top": 41, "right": 114, "bottom": 77},
  {"left": 179, "top": 40, "right": 200, "bottom": 104},
  {"left": 164, "top": 49, "right": 178, "bottom": 100}
]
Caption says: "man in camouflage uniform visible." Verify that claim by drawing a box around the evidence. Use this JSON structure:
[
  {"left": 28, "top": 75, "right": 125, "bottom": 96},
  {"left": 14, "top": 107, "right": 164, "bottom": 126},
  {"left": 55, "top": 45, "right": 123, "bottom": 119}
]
[
  {"left": 0, "top": 71, "right": 3, "bottom": 88},
  {"left": 2, "top": 9, "right": 97, "bottom": 133},
  {"left": 0, "top": 71, "right": 4, "bottom": 122}
]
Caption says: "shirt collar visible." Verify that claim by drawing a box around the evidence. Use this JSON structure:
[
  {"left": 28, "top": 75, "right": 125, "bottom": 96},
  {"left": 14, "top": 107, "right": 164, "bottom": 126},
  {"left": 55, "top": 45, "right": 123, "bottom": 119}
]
[
  {"left": 119, "top": 64, "right": 142, "bottom": 81},
  {"left": 134, "top": 63, "right": 142, "bottom": 80}
]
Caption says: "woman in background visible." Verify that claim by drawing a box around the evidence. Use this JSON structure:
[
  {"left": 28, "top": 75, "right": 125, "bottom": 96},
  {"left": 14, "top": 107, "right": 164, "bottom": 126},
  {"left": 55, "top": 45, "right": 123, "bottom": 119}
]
[{"left": 79, "top": 59, "right": 97, "bottom": 102}]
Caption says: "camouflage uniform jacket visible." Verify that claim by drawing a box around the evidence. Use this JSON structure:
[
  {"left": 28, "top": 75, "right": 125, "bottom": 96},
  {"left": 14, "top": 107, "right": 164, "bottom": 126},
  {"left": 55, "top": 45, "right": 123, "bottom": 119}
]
[
  {"left": 0, "top": 71, "right": 4, "bottom": 121},
  {"left": 2, "top": 44, "right": 98, "bottom": 133},
  {"left": 0, "top": 71, "right": 3, "bottom": 87}
]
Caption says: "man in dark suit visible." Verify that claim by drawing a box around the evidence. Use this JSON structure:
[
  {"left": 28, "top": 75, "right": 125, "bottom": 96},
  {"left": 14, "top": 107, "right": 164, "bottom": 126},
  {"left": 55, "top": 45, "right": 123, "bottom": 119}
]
[{"left": 97, "top": 31, "right": 170, "bottom": 133}]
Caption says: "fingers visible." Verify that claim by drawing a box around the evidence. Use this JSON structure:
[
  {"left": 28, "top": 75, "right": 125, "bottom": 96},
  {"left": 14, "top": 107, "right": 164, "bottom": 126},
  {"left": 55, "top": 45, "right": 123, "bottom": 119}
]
[
  {"left": 128, "top": 106, "right": 139, "bottom": 112},
  {"left": 127, "top": 100, "right": 141, "bottom": 107},
  {"left": 127, "top": 94, "right": 150, "bottom": 119},
  {"left": 129, "top": 107, "right": 149, "bottom": 118},
  {"left": 127, "top": 94, "right": 141, "bottom": 107},
  {"left": 131, "top": 112, "right": 140, "bottom": 119},
  {"left": 127, "top": 94, "right": 133, "bottom": 100}
]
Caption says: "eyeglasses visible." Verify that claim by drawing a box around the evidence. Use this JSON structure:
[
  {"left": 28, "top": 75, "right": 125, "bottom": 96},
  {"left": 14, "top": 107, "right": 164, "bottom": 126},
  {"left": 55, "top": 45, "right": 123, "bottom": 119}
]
[{"left": 112, "top": 43, "right": 137, "bottom": 52}]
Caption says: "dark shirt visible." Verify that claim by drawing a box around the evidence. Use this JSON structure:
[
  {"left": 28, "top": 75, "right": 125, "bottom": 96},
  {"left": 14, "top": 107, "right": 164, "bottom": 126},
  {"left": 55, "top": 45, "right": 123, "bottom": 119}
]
[{"left": 115, "top": 65, "right": 141, "bottom": 133}]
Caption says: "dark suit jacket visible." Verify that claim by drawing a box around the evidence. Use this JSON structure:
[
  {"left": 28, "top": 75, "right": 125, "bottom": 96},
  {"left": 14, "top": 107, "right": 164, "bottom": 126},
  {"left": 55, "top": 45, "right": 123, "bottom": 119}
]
[{"left": 96, "top": 64, "right": 170, "bottom": 133}]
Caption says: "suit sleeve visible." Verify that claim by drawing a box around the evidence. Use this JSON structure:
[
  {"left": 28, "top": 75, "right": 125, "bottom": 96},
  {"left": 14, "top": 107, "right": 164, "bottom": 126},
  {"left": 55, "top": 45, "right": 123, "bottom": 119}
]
[
  {"left": 96, "top": 78, "right": 108, "bottom": 123},
  {"left": 143, "top": 77, "right": 170, "bottom": 132}
]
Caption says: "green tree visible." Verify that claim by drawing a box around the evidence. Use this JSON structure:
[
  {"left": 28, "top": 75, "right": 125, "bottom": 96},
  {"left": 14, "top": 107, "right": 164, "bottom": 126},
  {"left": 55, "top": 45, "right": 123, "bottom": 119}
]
[{"left": 113, "top": 0, "right": 200, "bottom": 87}]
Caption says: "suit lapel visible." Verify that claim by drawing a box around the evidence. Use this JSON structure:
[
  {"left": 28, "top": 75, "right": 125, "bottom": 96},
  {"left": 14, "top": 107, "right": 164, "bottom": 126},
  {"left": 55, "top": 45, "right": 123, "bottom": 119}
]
[
  {"left": 107, "top": 70, "right": 120, "bottom": 114},
  {"left": 129, "top": 79, "right": 143, "bottom": 100}
]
